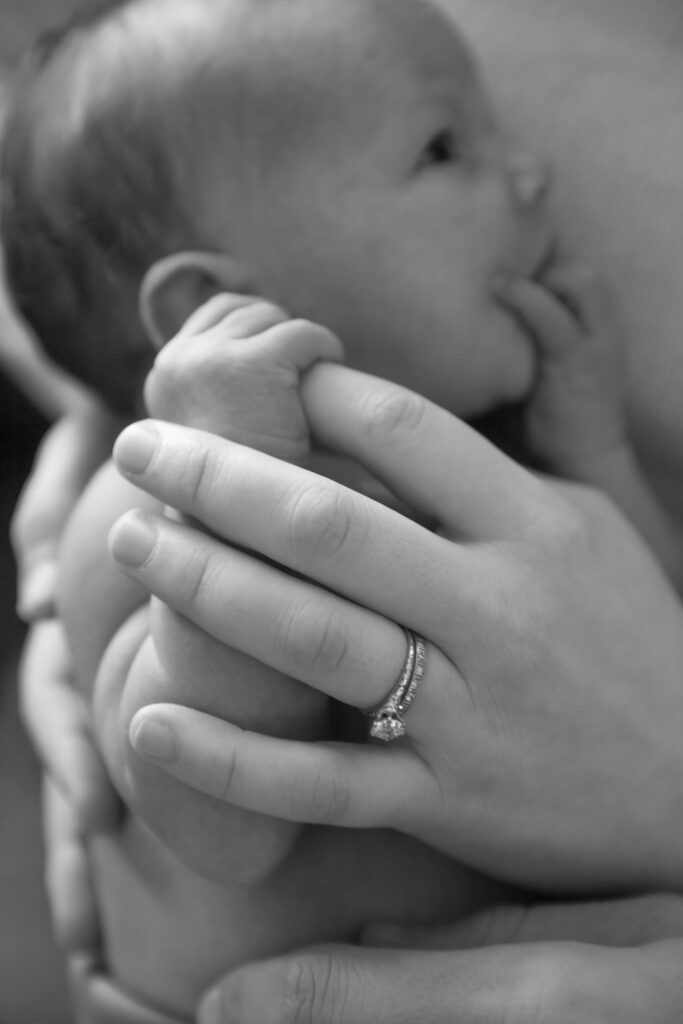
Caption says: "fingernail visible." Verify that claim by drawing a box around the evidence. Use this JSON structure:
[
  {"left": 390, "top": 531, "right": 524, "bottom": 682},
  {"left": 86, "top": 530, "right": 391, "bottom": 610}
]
[
  {"left": 198, "top": 988, "right": 225, "bottom": 1024},
  {"left": 109, "top": 512, "right": 157, "bottom": 567},
  {"left": 130, "top": 715, "right": 179, "bottom": 764},
  {"left": 17, "top": 561, "right": 58, "bottom": 621},
  {"left": 113, "top": 423, "right": 159, "bottom": 475}
]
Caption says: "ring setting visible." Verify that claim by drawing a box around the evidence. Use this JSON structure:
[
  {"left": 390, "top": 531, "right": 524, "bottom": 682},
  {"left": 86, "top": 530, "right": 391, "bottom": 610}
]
[{"left": 369, "top": 628, "right": 426, "bottom": 742}]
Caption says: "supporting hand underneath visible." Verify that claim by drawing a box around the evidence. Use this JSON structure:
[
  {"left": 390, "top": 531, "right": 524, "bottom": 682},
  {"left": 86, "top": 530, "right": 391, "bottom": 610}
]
[{"left": 197, "top": 893, "right": 683, "bottom": 1024}]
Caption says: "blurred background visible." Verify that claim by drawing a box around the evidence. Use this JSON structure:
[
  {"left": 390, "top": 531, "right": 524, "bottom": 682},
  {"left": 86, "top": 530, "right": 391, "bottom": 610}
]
[{"left": 1, "top": 2, "right": 87, "bottom": 1021}]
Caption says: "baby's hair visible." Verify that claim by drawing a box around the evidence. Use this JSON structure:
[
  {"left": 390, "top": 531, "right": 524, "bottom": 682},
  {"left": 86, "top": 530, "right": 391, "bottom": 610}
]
[{"left": 1, "top": 0, "right": 208, "bottom": 413}]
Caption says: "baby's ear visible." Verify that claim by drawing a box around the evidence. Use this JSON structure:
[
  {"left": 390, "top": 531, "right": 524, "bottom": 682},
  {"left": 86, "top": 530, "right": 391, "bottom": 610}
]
[{"left": 139, "top": 251, "right": 251, "bottom": 349}]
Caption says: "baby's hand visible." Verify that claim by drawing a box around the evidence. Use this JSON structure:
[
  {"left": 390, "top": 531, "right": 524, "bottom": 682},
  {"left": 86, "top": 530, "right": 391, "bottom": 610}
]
[
  {"left": 496, "top": 260, "right": 628, "bottom": 479},
  {"left": 144, "top": 294, "right": 344, "bottom": 461}
]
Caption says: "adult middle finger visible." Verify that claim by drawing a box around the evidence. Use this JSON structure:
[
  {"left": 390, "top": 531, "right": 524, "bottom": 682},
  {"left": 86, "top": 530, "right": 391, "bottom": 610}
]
[{"left": 111, "top": 419, "right": 485, "bottom": 651}]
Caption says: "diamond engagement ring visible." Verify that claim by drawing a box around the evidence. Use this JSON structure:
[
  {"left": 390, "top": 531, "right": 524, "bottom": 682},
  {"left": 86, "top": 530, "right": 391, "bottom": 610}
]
[{"left": 368, "top": 628, "right": 427, "bottom": 742}]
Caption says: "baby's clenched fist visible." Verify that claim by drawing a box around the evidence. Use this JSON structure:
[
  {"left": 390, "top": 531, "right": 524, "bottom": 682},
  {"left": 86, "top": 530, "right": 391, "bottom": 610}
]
[{"left": 144, "top": 294, "right": 344, "bottom": 460}]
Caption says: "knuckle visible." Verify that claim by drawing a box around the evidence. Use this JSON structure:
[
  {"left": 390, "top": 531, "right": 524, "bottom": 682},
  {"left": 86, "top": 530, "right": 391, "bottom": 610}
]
[
  {"left": 252, "top": 298, "right": 286, "bottom": 320},
  {"left": 286, "top": 317, "right": 322, "bottom": 337},
  {"left": 177, "top": 545, "right": 216, "bottom": 610},
  {"left": 476, "top": 561, "right": 552, "bottom": 680},
  {"left": 360, "top": 384, "right": 428, "bottom": 441},
  {"left": 215, "top": 746, "right": 239, "bottom": 804},
  {"left": 176, "top": 440, "right": 220, "bottom": 508},
  {"left": 531, "top": 491, "right": 587, "bottom": 553},
  {"left": 572, "top": 262, "right": 600, "bottom": 288},
  {"left": 283, "top": 954, "right": 350, "bottom": 1024},
  {"left": 233, "top": 299, "right": 286, "bottom": 334},
  {"left": 308, "top": 766, "right": 351, "bottom": 824},
  {"left": 284, "top": 481, "right": 365, "bottom": 565},
  {"left": 274, "top": 598, "right": 350, "bottom": 678}
]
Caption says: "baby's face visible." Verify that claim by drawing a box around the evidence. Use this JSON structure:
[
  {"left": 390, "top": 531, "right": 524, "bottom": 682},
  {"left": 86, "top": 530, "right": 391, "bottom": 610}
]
[{"left": 206, "top": 0, "right": 556, "bottom": 417}]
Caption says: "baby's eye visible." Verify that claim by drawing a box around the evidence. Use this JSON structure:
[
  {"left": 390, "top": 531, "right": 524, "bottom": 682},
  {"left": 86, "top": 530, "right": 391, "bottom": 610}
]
[{"left": 419, "top": 129, "right": 461, "bottom": 169}]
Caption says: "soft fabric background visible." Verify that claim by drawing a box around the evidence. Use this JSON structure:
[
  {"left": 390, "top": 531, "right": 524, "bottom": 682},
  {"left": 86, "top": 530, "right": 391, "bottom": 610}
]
[{"left": 1, "top": 1, "right": 682, "bottom": 1021}]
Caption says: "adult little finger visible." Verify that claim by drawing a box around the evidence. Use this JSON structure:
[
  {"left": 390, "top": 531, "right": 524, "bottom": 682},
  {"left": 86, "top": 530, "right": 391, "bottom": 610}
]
[{"left": 128, "top": 703, "right": 431, "bottom": 829}]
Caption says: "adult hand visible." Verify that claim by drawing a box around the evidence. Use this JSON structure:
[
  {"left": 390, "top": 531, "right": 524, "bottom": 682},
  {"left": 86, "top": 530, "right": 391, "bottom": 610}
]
[
  {"left": 197, "top": 894, "right": 683, "bottom": 1024},
  {"left": 19, "top": 618, "right": 120, "bottom": 835},
  {"left": 42, "top": 777, "right": 101, "bottom": 955},
  {"left": 109, "top": 364, "right": 683, "bottom": 893},
  {"left": 20, "top": 620, "right": 119, "bottom": 962},
  {"left": 14, "top": 399, "right": 123, "bottom": 827},
  {"left": 12, "top": 403, "right": 120, "bottom": 620},
  {"left": 14, "top": 403, "right": 123, "bottom": 953}
]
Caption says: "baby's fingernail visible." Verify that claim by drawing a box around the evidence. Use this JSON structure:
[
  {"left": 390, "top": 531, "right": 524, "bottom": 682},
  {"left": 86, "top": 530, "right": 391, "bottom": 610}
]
[
  {"left": 130, "top": 715, "right": 179, "bottom": 764},
  {"left": 16, "top": 561, "right": 58, "bottom": 621},
  {"left": 109, "top": 512, "right": 157, "bottom": 567},
  {"left": 113, "top": 422, "right": 159, "bottom": 475}
]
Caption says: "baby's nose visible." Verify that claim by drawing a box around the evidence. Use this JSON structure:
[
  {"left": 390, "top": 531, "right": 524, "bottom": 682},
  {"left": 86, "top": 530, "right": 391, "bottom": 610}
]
[{"left": 507, "top": 153, "right": 553, "bottom": 209}]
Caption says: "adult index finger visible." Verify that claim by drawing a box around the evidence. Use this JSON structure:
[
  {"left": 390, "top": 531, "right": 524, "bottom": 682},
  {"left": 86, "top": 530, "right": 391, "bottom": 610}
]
[{"left": 301, "top": 363, "right": 554, "bottom": 541}]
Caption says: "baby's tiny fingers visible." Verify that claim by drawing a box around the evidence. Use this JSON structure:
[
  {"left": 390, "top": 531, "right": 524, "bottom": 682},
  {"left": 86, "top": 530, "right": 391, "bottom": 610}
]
[
  {"left": 176, "top": 293, "right": 260, "bottom": 339},
  {"left": 494, "top": 276, "right": 579, "bottom": 359},
  {"left": 262, "top": 318, "right": 345, "bottom": 371},
  {"left": 217, "top": 297, "right": 290, "bottom": 339},
  {"left": 128, "top": 704, "right": 424, "bottom": 830},
  {"left": 544, "top": 261, "right": 614, "bottom": 335},
  {"left": 178, "top": 294, "right": 290, "bottom": 341}
]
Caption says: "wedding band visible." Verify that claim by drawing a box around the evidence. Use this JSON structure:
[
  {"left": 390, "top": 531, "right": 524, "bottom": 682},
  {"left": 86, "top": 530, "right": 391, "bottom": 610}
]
[{"left": 369, "top": 628, "right": 427, "bottom": 742}]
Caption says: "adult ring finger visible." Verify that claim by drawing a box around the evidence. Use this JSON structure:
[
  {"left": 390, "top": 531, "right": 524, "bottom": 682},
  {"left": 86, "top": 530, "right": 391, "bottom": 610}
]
[
  {"left": 368, "top": 628, "right": 427, "bottom": 742},
  {"left": 109, "top": 508, "right": 438, "bottom": 720}
]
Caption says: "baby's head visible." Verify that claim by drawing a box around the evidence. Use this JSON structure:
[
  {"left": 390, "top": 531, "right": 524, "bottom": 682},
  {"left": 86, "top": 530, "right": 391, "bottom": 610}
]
[{"left": 2, "top": 0, "right": 555, "bottom": 417}]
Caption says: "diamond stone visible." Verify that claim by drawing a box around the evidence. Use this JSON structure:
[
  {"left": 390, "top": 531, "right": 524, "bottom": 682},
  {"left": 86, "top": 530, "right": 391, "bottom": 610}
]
[{"left": 370, "top": 713, "right": 406, "bottom": 742}]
